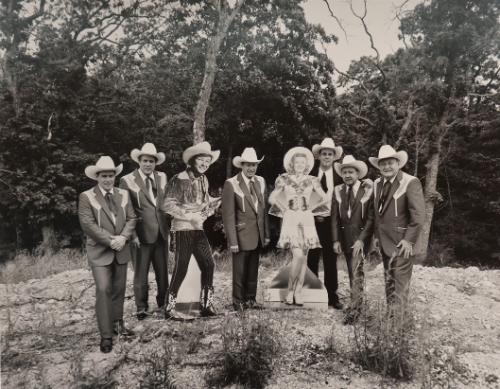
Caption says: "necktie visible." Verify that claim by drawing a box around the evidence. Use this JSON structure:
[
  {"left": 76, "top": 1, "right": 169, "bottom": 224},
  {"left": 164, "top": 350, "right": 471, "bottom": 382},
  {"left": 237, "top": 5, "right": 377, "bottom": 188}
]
[
  {"left": 105, "top": 191, "right": 117, "bottom": 216},
  {"left": 249, "top": 180, "right": 258, "bottom": 204},
  {"left": 346, "top": 185, "right": 354, "bottom": 218},
  {"left": 320, "top": 172, "right": 328, "bottom": 192},
  {"left": 378, "top": 180, "right": 392, "bottom": 213},
  {"left": 146, "top": 176, "right": 157, "bottom": 199}
]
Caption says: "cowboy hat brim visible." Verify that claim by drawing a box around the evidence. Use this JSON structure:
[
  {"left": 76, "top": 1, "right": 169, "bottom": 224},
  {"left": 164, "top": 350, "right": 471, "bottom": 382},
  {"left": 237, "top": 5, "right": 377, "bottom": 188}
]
[
  {"left": 182, "top": 146, "right": 220, "bottom": 165},
  {"left": 312, "top": 144, "right": 343, "bottom": 160},
  {"left": 85, "top": 163, "right": 123, "bottom": 180},
  {"left": 233, "top": 155, "right": 264, "bottom": 169},
  {"left": 369, "top": 151, "right": 408, "bottom": 169},
  {"left": 130, "top": 149, "right": 166, "bottom": 165},
  {"left": 283, "top": 147, "right": 315, "bottom": 174},
  {"left": 334, "top": 160, "right": 368, "bottom": 179}
]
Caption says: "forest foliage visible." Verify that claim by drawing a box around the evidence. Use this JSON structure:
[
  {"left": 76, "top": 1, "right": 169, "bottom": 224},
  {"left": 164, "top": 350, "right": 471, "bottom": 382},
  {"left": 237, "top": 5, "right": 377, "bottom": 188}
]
[{"left": 0, "top": 0, "right": 498, "bottom": 266}]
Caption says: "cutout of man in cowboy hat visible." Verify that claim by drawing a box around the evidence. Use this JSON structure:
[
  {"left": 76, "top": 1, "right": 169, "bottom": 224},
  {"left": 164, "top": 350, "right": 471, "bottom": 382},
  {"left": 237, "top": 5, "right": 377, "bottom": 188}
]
[
  {"left": 161, "top": 141, "right": 221, "bottom": 320},
  {"left": 308, "top": 137, "right": 344, "bottom": 309},
  {"left": 331, "top": 155, "right": 374, "bottom": 324},
  {"left": 369, "top": 145, "right": 425, "bottom": 310},
  {"left": 78, "top": 156, "right": 137, "bottom": 353},
  {"left": 120, "top": 143, "right": 170, "bottom": 321},
  {"left": 221, "top": 147, "right": 270, "bottom": 311}
]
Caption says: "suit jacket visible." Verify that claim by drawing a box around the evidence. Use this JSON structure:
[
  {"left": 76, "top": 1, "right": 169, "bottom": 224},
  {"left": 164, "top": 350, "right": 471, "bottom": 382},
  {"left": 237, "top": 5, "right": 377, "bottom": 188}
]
[
  {"left": 331, "top": 182, "right": 374, "bottom": 254},
  {"left": 78, "top": 186, "right": 137, "bottom": 266},
  {"left": 221, "top": 173, "right": 270, "bottom": 251},
  {"left": 373, "top": 171, "right": 425, "bottom": 257},
  {"left": 120, "top": 169, "right": 170, "bottom": 244}
]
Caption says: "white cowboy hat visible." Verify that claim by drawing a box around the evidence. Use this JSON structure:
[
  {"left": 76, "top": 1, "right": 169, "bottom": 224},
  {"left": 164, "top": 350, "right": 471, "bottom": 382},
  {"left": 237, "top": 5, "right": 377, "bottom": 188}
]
[
  {"left": 130, "top": 143, "right": 166, "bottom": 165},
  {"left": 182, "top": 141, "right": 220, "bottom": 165},
  {"left": 283, "top": 146, "right": 315, "bottom": 174},
  {"left": 369, "top": 145, "right": 408, "bottom": 169},
  {"left": 334, "top": 155, "right": 368, "bottom": 179},
  {"left": 311, "top": 138, "right": 343, "bottom": 160},
  {"left": 85, "top": 156, "right": 123, "bottom": 180},
  {"left": 233, "top": 147, "right": 264, "bottom": 168}
]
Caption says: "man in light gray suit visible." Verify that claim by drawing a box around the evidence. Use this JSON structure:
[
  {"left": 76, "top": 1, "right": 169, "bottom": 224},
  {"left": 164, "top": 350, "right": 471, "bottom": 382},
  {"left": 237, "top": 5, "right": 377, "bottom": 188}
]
[
  {"left": 79, "top": 156, "right": 137, "bottom": 353},
  {"left": 221, "top": 148, "right": 270, "bottom": 310},
  {"left": 120, "top": 143, "right": 170, "bottom": 320}
]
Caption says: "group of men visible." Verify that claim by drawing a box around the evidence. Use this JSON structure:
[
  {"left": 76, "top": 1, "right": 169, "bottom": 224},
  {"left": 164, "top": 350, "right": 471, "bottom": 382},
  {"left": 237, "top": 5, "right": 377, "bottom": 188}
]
[{"left": 78, "top": 138, "right": 425, "bottom": 353}]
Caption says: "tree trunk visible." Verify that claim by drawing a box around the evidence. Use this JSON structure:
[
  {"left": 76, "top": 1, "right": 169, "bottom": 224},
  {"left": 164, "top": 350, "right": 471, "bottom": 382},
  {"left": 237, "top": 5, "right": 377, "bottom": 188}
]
[
  {"left": 226, "top": 143, "right": 233, "bottom": 178},
  {"left": 191, "top": 0, "right": 245, "bottom": 145},
  {"left": 417, "top": 149, "right": 440, "bottom": 258},
  {"left": 40, "top": 223, "right": 56, "bottom": 255}
]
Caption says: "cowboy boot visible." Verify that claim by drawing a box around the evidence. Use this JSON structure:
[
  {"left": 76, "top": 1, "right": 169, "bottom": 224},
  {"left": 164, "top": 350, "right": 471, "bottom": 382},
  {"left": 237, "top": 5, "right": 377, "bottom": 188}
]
[
  {"left": 164, "top": 293, "right": 194, "bottom": 322},
  {"left": 200, "top": 286, "right": 217, "bottom": 317}
]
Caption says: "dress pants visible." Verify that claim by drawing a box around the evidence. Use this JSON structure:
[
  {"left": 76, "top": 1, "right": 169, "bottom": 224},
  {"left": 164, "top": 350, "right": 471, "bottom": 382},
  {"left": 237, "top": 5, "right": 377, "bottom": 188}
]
[
  {"left": 232, "top": 248, "right": 260, "bottom": 305},
  {"left": 345, "top": 251, "right": 364, "bottom": 311},
  {"left": 91, "top": 259, "right": 128, "bottom": 338},
  {"left": 307, "top": 216, "right": 338, "bottom": 304},
  {"left": 382, "top": 253, "right": 413, "bottom": 308},
  {"left": 168, "top": 230, "right": 215, "bottom": 297},
  {"left": 133, "top": 235, "right": 168, "bottom": 312}
]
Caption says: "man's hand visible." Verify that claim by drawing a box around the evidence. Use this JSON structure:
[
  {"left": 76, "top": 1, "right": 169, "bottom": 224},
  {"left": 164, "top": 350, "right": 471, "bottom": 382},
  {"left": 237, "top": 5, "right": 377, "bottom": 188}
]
[
  {"left": 333, "top": 241, "right": 342, "bottom": 254},
  {"left": 264, "top": 238, "right": 271, "bottom": 247},
  {"left": 230, "top": 245, "right": 239, "bottom": 254},
  {"left": 132, "top": 237, "right": 140, "bottom": 248},
  {"left": 110, "top": 235, "right": 126, "bottom": 251},
  {"left": 352, "top": 240, "right": 364, "bottom": 258},
  {"left": 397, "top": 239, "right": 413, "bottom": 259}
]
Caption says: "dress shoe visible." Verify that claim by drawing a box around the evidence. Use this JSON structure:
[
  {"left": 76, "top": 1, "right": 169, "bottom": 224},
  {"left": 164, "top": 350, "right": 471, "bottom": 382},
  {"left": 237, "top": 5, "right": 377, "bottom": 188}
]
[
  {"left": 165, "top": 308, "right": 195, "bottom": 321},
  {"left": 100, "top": 337, "right": 113, "bottom": 353},
  {"left": 136, "top": 311, "right": 149, "bottom": 321},
  {"left": 330, "top": 300, "right": 344, "bottom": 310},
  {"left": 246, "top": 300, "right": 264, "bottom": 310},
  {"left": 113, "top": 320, "right": 135, "bottom": 336}
]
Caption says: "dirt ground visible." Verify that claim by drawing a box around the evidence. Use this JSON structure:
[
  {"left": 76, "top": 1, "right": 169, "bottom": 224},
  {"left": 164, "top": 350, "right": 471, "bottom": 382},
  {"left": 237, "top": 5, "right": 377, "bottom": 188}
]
[{"left": 1, "top": 258, "right": 499, "bottom": 388}]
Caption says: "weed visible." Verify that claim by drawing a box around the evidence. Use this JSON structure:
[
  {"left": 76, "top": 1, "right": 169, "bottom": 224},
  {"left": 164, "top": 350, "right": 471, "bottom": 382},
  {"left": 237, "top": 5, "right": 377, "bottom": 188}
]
[
  {"left": 139, "top": 340, "right": 177, "bottom": 389},
  {"left": 208, "top": 313, "right": 281, "bottom": 389},
  {"left": 69, "top": 353, "right": 117, "bottom": 389}
]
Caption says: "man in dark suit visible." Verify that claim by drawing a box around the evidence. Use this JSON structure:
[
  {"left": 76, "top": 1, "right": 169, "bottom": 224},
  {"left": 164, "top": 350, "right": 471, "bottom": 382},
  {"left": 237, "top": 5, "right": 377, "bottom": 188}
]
[
  {"left": 331, "top": 155, "right": 374, "bottom": 324},
  {"left": 120, "top": 143, "right": 170, "bottom": 320},
  {"left": 221, "top": 148, "right": 270, "bottom": 310},
  {"left": 369, "top": 145, "right": 425, "bottom": 310},
  {"left": 308, "top": 138, "right": 344, "bottom": 309},
  {"left": 78, "top": 156, "right": 137, "bottom": 353}
]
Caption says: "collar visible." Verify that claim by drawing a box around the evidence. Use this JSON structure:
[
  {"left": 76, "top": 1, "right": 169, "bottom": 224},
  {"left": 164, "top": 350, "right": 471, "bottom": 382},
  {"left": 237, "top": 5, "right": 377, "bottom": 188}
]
[
  {"left": 98, "top": 186, "right": 113, "bottom": 197},
  {"left": 240, "top": 173, "right": 254, "bottom": 187},
  {"left": 318, "top": 166, "right": 333, "bottom": 177},
  {"left": 346, "top": 180, "right": 361, "bottom": 194},
  {"left": 138, "top": 169, "right": 154, "bottom": 182},
  {"left": 186, "top": 168, "right": 204, "bottom": 180}
]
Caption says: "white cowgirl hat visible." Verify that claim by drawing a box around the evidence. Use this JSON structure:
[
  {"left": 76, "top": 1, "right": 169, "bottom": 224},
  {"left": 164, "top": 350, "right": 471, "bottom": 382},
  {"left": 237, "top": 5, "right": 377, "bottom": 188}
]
[
  {"left": 334, "top": 155, "right": 368, "bottom": 179},
  {"left": 233, "top": 147, "right": 264, "bottom": 168},
  {"left": 311, "top": 137, "right": 343, "bottom": 160},
  {"left": 85, "top": 156, "right": 123, "bottom": 180},
  {"left": 130, "top": 143, "right": 166, "bottom": 165},
  {"left": 182, "top": 141, "right": 220, "bottom": 165},
  {"left": 369, "top": 145, "right": 408, "bottom": 169},
  {"left": 283, "top": 146, "right": 314, "bottom": 174}
]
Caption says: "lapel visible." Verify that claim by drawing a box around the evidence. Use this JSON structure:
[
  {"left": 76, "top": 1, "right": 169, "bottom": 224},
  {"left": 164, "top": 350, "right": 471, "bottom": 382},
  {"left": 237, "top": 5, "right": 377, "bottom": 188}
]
[
  {"left": 134, "top": 169, "right": 155, "bottom": 206},
  {"left": 237, "top": 173, "right": 257, "bottom": 214},
  {"left": 94, "top": 186, "right": 116, "bottom": 227},
  {"left": 113, "top": 189, "right": 124, "bottom": 229},
  {"left": 351, "top": 182, "right": 364, "bottom": 214},
  {"left": 340, "top": 184, "right": 349, "bottom": 217},
  {"left": 380, "top": 172, "right": 402, "bottom": 215}
]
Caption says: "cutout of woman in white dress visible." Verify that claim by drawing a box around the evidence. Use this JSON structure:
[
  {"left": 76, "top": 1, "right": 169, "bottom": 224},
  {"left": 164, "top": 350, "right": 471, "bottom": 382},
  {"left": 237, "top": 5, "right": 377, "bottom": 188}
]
[{"left": 269, "top": 147, "right": 328, "bottom": 305}]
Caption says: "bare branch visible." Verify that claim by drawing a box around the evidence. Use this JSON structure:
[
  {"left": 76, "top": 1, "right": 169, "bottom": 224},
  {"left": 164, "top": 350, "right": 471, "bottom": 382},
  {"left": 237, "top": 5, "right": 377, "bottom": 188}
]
[
  {"left": 321, "top": 0, "right": 348, "bottom": 41},
  {"left": 344, "top": 107, "right": 376, "bottom": 128}
]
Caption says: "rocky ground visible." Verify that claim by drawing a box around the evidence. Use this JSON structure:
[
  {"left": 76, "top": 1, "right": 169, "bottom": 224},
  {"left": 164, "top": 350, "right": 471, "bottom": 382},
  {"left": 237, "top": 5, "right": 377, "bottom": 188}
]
[{"left": 1, "top": 257, "right": 500, "bottom": 389}]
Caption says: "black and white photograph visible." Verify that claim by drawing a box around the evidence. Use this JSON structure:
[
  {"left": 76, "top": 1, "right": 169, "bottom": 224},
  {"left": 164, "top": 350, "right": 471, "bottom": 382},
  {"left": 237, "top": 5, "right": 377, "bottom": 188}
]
[{"left": 1, "top": 0, "right": 499, "bottom": 387}]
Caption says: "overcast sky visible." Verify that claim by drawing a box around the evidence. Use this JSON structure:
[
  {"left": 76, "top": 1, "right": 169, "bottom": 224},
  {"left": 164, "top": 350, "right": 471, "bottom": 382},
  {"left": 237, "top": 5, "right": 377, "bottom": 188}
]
[{"left": 303, "top": 0, "right": 423, "bottom": 71}]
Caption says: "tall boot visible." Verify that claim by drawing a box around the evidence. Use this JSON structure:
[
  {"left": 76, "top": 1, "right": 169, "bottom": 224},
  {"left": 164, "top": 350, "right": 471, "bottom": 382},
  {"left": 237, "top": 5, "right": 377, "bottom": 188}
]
[
  {"left": 164, "top": 293, "right": 194, "bottom": 321},
  {"left": 200, "top": 286, "right": 217, "bottom": 317}
]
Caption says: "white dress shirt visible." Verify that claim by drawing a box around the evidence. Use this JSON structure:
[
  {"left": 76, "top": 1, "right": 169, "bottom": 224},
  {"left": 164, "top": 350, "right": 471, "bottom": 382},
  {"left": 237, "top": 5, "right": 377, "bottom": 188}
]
[
  {"left": 98, "top": 185, "right": 116, "bottom": 224},
  {"left": 241, "top": 174, "right": 259, "bottom": 209},
  {"left": 317, "top": 167, "right": 334, "bottom": 216},
  {"left": 138, "top": 169, "right": 157, "bottom": 206}
]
